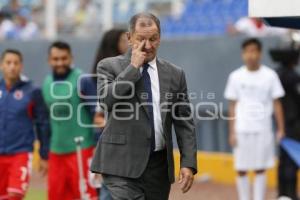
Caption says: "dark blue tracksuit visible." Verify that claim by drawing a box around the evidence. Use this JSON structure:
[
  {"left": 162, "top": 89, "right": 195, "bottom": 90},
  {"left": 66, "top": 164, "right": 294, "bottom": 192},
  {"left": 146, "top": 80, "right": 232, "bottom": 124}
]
[{"left": 0, "top": 78, "right": 50, "bottom": 159}]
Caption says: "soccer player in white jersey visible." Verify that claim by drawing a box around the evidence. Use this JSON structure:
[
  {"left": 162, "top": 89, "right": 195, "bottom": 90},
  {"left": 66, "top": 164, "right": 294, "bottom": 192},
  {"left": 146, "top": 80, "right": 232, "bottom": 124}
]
[{"left": 224, "top": 38, "right": 285, "bottom": 200}]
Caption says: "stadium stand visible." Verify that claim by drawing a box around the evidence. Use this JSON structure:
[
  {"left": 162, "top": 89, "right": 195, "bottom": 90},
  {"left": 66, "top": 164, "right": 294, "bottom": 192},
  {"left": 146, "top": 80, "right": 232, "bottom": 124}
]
[
  {"left": 0, "top": 0, "right": 249, "bottom": 39},
  {"left": 161, "top": 0, "right": 248, "bottom": 37}
]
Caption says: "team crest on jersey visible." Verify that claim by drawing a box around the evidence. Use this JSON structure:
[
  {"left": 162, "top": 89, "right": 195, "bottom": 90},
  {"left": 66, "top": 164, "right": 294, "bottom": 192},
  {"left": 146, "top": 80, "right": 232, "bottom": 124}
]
[{"left": 14, "top": 90, "right": 23, "bottom": 100}]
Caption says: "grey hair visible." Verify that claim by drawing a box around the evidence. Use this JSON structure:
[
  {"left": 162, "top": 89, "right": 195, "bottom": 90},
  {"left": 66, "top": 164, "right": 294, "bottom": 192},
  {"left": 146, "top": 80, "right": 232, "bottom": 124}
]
[{"left": 129, "top": 12, "right": 161, "bottom": 35}]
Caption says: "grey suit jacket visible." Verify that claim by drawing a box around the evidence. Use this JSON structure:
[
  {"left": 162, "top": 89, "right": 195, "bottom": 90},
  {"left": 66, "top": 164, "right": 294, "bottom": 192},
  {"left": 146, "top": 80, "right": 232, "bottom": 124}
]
[{"left": 90, "top": 51, "right": 197, "bottom": 183}]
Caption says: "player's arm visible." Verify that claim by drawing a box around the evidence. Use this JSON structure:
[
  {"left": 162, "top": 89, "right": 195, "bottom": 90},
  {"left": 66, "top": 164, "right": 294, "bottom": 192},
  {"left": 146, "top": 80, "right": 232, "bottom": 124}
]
[
  {"left": 80, "top": 76, "right": 97, "bottom": 116},
  {"left": 80, "top": 76, "right": 106, "bottom": 128},
  {"left": 273, "top": 98, "right": 285, "bottom": 142},
  {"left": 224, "top": 73, "right": 238, "bottom": 148},
  {"left": 271, "top": 73, "right": 285, "bottom": 142},
  {"left": 228, "top": 100, "right": 237, "bottom": 147},
  {"left": 32, "top": 88, "right": 50, "bottom": 176},
  {"left": 32, "top": 88, "right": 50, "bottom": 158}
]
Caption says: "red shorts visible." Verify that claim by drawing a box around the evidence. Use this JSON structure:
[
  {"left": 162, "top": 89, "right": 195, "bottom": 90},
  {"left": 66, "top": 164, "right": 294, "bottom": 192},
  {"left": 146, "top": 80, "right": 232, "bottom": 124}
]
[
  {"left": 0, "top": 152, "right": 32, "bottom": 200},
  {"left": 48, "top": 147, "right": 97, "bottom": 200}
]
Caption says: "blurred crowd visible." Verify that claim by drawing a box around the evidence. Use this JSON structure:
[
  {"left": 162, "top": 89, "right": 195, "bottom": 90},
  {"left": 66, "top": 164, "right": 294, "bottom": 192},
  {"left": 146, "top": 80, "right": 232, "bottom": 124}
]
[
  {"left": 0, "top": 0, "right": 102, "bottom": 40},
  {"left": 0, "top": 0, "right": 40, "bottom": 40},
  {"left": 57, "top": 0, "right": 102, "bottom": 38},
  {"left": 0, "top": 0, "right": 299, "bottom": 41}
]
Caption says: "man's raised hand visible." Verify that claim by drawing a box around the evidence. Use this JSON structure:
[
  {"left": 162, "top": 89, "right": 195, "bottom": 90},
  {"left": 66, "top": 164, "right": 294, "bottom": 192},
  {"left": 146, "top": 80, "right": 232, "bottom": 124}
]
[{"left": 131, "top": 40, "right": 146, "bottom": 68}]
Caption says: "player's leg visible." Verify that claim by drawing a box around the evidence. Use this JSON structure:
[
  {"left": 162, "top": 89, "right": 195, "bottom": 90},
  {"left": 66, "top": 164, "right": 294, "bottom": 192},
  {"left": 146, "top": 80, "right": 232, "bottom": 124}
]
[
  {"left": 7, "top": 193, "right": 23, "bottom": 200},
  {"left": 48, "top": 152, "right": 68, "bottom": 200},
  {"left": 253, "top": 169, "right": 266, "bottom": 200},
  {"left": 7, "top": 153, "right": 32, "bottom": 200},
  {"left": 0, "top": 155, "right": 24, "bottom": 200},
  {"left": 253, "top": 132, "right": 275, "bottom": 200},
  {"left": 236, "top": 171, "right": 250, "bottom": 200},
  {"left": 0, "top": 155, "right": 10, "bottom": 200},
  {"left": 234, "top": 133, "right": 251, "bottom": 200},
  {"left": 278, "top": 147, "right": 298, "bottom": 200}
]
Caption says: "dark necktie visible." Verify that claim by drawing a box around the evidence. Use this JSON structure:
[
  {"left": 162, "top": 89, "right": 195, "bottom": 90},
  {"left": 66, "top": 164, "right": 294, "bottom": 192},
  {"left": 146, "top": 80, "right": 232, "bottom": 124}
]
[{"left": 142, "top": 63, "right": 156, "bottom": 152}]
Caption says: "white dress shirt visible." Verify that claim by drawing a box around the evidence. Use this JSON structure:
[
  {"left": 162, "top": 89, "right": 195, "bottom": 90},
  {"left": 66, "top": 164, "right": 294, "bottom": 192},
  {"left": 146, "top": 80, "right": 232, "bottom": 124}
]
[{"left": 140, "top": 58, "right": 165, "bottom": 151}]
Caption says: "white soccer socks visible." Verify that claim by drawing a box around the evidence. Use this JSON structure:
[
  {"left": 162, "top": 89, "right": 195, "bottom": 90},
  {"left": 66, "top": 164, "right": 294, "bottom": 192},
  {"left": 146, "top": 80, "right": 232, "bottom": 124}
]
[
  {"left": 253, "top": 173, "right": 266, "bottom": 200},
  {"left": 237, "top": 175, "right": 250, "bottom": 200}
]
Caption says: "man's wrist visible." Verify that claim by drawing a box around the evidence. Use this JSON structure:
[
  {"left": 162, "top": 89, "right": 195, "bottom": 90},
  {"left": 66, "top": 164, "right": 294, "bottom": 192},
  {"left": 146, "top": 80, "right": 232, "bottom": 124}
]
[
  {"left": 130, "top": 62, "right": 140, "bottom": 68},
  {"left": 181, "top": 166, "right": 196, "bottom": 174}
]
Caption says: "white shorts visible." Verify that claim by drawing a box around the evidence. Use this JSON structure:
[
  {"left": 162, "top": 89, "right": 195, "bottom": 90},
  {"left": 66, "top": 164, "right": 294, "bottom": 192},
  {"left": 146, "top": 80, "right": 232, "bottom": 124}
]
[{"left": 233, "top": 131, "right": 275, "bottom": 171}]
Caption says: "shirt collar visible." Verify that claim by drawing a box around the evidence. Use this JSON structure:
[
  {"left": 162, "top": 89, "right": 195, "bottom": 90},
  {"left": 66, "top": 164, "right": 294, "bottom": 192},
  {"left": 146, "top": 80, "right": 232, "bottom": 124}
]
[
  {"left": 0, "top": 77, "right": 27, "bottom": 91},
  {"left": 140, "top": 57, "right": 157, "bottom": 73},
  {"left": 53, "top": 68, "right": 72, "bottom": 81},
  {"left": 147, "top": 57, "right": 157, "bottom": 69}
]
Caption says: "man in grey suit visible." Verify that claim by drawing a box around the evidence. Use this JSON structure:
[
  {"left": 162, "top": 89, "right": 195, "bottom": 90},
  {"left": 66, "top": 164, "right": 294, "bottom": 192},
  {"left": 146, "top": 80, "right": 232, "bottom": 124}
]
[{"left": 91, "top": 12, "right": 197, "bottom": 200}]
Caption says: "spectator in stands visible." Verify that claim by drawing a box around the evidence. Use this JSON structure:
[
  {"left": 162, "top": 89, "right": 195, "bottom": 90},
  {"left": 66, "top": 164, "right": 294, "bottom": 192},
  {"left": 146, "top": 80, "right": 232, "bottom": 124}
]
[
  {"left": 64, "top": 0, "right": 100, "bottom": 37},
  {"left": 0, "top": 0, "right": 22, "bottom": 19},
  {"left": 229, "top": 17, "right": 288, "bottom": 37},
  {"left": 0, "top": 11, "right": 16, "bottom": 40},
  {"left": 30, "top": 1, "right": 46, "bottom": 33},
  {"left": 14, "top": 8, "right": 40, "bottom": 40},
  {"left": 90, "top": 28, "right": 128, "bottom": 200}
]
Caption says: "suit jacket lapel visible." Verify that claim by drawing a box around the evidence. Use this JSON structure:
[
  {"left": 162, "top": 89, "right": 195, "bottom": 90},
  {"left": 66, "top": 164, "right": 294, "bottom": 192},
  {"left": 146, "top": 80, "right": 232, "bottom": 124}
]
[
  {"left": 120, "top": 52, "right": 171, "bottom": 121},
  {"left": 157, "top": 58, "right": 170, "bottom": 125},
  {"left": 122, "top": 50, "right": 150, "bottom": 118}
]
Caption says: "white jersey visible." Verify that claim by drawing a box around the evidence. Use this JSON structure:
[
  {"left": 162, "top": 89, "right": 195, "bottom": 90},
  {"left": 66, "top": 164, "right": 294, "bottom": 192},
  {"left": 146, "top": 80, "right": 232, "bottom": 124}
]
[
  {"left": 224, "top": 65, "right": 285, "bottom": 170},
  {"left": 224, "top": 65, "right": 285, "bottom": 133}
]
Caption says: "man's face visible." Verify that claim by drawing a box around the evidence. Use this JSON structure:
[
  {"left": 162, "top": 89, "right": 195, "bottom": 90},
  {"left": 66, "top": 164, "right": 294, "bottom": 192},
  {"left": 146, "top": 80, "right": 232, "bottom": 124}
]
[
  {"left": 128, "top": 18, "right": 160, "bottom": 62},
  {"left": 242, "top": 44, "right": 261, "bottom": 67},
  {"left": 0, "top": 53, "right": 23, "bottom": 81},
  {"left": 48, "top": 48, "right": 72, "bottom": 75}
]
